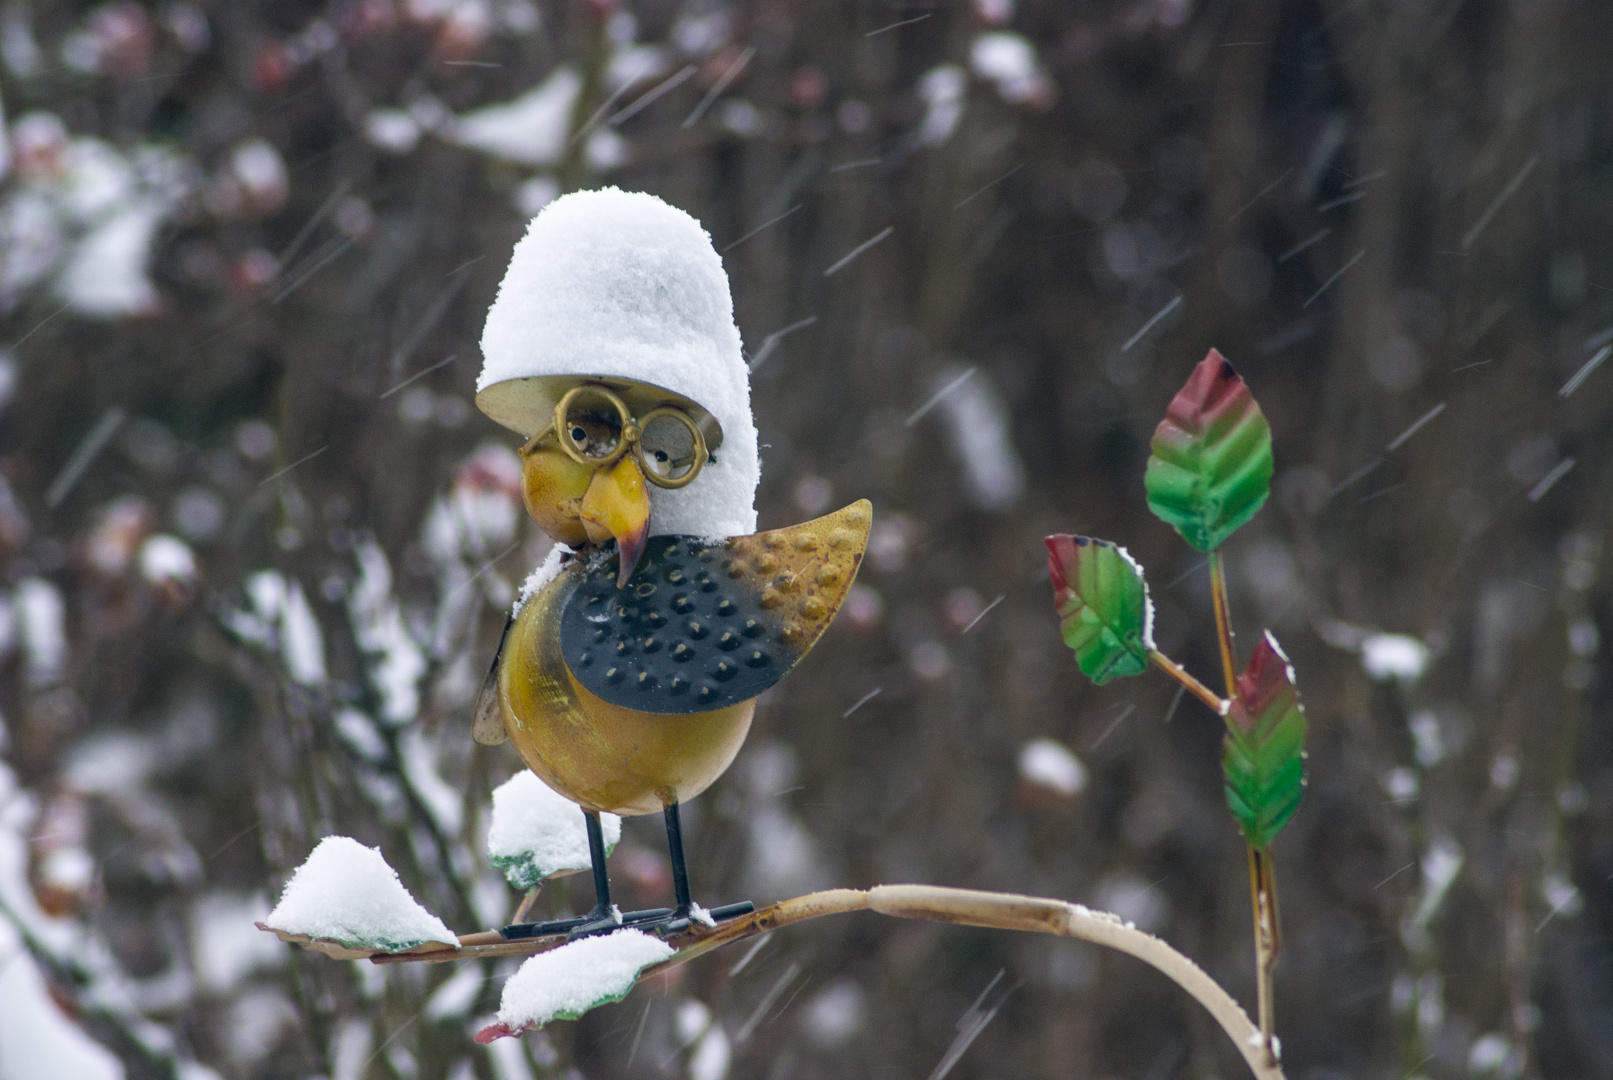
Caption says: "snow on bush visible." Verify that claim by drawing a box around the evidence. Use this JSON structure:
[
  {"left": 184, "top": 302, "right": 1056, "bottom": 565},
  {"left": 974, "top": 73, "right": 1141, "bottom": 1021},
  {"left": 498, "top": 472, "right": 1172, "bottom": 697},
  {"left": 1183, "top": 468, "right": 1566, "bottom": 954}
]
[
  {"left": 265, "top": 836, "right": 456, "bottom": 952},
  {"left": 487, "top": 770, "right": 620, "bottom": 890},
  {"left": 476, "top": 929, "right": 673, "bottom": 1040}
]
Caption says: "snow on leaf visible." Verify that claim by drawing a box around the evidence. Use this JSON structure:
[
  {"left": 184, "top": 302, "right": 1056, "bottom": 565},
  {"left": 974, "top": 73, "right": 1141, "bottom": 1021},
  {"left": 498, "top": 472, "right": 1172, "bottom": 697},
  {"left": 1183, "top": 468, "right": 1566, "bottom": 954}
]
[
  {"left": 475, "top": 928, "right": 673, "bottom": 1040},
  {"left": 1045, "top": 534, "right": 1153, "bottom": 685},
  {"left": 487, "top": 770, "right": 620, "bottom": 890},
  {"left": 1144, "top": 349, "right": 1273, "bottom": 552},
  {"left": 264, "top": 836, "right": 456, "bottom": 954},
  {"left": 1222, "top": 632, "right": 1307, "bottom": 849}
]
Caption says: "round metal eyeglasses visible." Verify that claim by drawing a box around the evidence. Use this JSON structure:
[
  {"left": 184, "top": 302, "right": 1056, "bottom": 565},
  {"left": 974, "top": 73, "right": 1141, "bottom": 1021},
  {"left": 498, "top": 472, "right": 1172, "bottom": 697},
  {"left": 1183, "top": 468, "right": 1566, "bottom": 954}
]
[{"left": 519, "top": 384, "right": 708, "bottom": 490}]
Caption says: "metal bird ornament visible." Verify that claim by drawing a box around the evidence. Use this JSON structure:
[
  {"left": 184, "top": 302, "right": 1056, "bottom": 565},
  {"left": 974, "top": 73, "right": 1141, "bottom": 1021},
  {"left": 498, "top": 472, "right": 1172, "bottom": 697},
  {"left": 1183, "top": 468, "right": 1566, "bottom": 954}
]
[{"left": 470, "top": 189, "right": 870, "bottom": 939}]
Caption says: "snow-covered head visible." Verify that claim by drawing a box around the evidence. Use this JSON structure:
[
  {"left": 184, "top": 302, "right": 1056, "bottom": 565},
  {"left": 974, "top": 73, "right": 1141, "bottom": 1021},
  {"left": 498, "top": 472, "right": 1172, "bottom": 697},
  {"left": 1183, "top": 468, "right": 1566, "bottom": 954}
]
[{"left": 477, "top": 188, "right": 759, "bottom": 542}]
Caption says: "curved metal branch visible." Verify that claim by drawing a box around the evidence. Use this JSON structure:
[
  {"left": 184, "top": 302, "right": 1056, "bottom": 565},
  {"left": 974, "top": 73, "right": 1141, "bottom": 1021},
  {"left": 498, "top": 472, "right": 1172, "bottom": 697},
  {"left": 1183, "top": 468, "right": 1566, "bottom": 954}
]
[{"left": 357, "top": 884, "right": 1283, "bottom": 1080}]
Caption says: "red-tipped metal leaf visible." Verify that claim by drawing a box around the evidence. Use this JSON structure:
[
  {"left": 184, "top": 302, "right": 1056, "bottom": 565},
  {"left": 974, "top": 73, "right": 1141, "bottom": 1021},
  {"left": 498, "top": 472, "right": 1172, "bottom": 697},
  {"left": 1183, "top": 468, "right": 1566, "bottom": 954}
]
[
  {"left": 1222, "top": 632, "right": 1307, "bottom": 848},
  {"left": 1144, "top": 349, "right": 1273, "bottom": 552},
  {"left": 1046, "top": 534, "right": 1154, "bottom": 685}
]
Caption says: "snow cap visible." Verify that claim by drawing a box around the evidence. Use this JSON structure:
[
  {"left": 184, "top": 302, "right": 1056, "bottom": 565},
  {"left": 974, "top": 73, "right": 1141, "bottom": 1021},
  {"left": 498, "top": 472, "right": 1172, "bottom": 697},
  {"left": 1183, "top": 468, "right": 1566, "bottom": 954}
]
[{"left": 478, "top": 188, "right": 759, "bottom": 538}]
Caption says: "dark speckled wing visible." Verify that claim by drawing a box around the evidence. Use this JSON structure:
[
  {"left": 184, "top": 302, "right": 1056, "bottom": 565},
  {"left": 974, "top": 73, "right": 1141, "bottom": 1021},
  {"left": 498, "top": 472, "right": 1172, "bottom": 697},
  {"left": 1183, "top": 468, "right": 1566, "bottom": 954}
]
[{"left": 558, "top": 500, "right": 871, "bottom": 714}]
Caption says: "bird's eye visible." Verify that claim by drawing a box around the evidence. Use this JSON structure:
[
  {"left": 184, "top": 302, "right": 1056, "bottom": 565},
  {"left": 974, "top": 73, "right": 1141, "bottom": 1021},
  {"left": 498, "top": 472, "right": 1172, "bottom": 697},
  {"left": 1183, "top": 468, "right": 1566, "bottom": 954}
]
[
  {"left": 654, "top": 450, "right": 669, "bottom": 463},
  {"left": 571, "top": 426, "right": 587, "bottom": 442}
]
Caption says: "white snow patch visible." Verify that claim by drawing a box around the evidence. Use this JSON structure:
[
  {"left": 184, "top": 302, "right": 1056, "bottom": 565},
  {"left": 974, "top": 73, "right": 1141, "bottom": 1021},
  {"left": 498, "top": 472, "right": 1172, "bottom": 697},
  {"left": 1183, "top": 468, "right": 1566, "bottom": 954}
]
[
  {"left": 1361, "top": 633, "right": 1429, "bottom": 685},
  {"left": 479, "top": 188, "right": 760, "bottom": 538},
  {"left": 969, "top": 32, "right": 1048, "bottom": 104},
  {"left": 15, "top": 576, "right": 65, "bottom": 686},
  {"left": 448, "top": 67, "right": 579, "bottom": 166},
  {"left": 191, "top": 892, "right": 285, "bottom": 993},
  {"left": 0, "top": 932, "right": 125, "bottom": 1080},
  {"left": 916, "top": 65, "right": 965, "bottom": 145},
  {"left": 689, "top": 902, "right": 715, "bottom": 928},
  {"left": 366, "top": 109, "right": 421, "bottom": 154},
  {"left": 400, "top": 728, "right": 462, "bottom": 834},
  {"left": 55, "top": 199, "right": 164, "bottom": 316},
  {"left": 1017, "top": 737, "right": 1086, "bottom": 797},
  {"left": 487, "top": 771, "right": 619, "bottom": 889},
  {"left": 281, "top": 580, "right": 326, "bottom": 686},
  {"left": 139, "top": 533, "right": 197, "bottom": 585},
  {"left": 929, "top": 365, "right": 1024, "bottom": 510},
  {"left": 494, "top": 928, "right": 672, "bottom": 1029},
  {"left": 425, "top": 963, "right": 484, "bottom": 1020},
  {"left": 689, "top": 1025, "right": 731, "bottom": 1080},
  {"left": 514, "top": 543, "right": 570, "bottom": 615},
  {"left": 348, "top": 541, "right": 426, "bottom": 724},
  {"left": 266, "top": 836, "right": 456, "bottom": 951}
]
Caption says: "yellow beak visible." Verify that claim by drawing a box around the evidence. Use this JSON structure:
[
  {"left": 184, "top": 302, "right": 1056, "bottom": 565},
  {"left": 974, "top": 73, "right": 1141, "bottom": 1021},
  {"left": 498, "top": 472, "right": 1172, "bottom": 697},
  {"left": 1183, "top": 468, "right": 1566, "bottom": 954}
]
[{"left": 578, "top": 453, "right": 652, "bottom": 588}]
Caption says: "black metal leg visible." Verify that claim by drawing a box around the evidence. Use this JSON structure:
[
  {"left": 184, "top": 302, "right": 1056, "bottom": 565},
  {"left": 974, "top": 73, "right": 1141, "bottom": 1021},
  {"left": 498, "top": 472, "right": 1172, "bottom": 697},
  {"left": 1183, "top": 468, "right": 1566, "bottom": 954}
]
[
  {"left": 664, "top": 800, "right": 691, "bottom": 917},
  {"left": 585, "top": 810, "right": 613, "bottom": 917}
]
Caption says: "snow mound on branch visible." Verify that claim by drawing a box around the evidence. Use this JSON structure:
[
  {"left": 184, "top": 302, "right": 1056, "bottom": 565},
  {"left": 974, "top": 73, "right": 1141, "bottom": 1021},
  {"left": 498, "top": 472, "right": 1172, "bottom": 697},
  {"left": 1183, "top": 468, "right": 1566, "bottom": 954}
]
[
  {"left": 266, "top": 836, "right": 455, "bottom": 951},
  {"left": 479, "top": 188, "right": 760, "bottom": 538},
  {"left": 487, "top": 771, "right": 620, "bottom": 890},
  {"left": 477, "top": 929, "right": 673, "bottom": 1039}
]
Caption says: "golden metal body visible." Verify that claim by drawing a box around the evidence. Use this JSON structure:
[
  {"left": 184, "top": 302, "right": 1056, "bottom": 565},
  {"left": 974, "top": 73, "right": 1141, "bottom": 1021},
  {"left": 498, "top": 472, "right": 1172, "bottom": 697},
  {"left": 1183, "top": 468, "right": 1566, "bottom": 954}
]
[
  {"left": 498, "top": 566, "right": 756, "bottom": 816},
  {"left": 494, "top": 501, "right": 872, "bottom": 817}
]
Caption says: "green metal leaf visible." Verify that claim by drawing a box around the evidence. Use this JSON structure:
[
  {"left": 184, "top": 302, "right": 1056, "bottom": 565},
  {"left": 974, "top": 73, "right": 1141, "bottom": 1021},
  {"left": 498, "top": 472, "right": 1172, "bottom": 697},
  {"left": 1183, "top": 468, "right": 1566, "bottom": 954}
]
[
  {"left": 1223, "top": 632, "right": 1307, "bottom": 848},
  {"left": 1144, "top": 349, "right": 1274, "bottom": 552},
  {"left": 1045, "top": 534, "right": 1154, "bottom": 685}
]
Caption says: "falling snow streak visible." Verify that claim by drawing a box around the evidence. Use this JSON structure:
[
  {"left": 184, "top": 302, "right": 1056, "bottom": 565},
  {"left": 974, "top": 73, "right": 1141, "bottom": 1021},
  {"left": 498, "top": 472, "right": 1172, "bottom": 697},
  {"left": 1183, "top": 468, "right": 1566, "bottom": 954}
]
[
  {"left": 927, "top": 971, "right": 1020, "bottom": 1080},
  {"left": 1461, "top": 154, "right": 1539, "bottom": 249},
  {"left": 571, "top": 59, "right": 655, "bottom": 146},
  {"left": 1278, "top": 229, "right": 1329, "bottom": 262},
  {"left": 1164, "top": 683, "right": 1187, "bottom": 724},
  {"left": 1303, "top": 248, "right": 1365, "bottom": 308},
  {"left": 747, "top": 315, "right": 818, "bottom": 370},
  {"left": 258, "top": 446, "right": 329, "bottom": 487},
  {"left": 389, "top": 275, "right": 471, "bottom": 376},
  {"left": 866, "top": 12, "right": 932, "bottom": 35},
  {"left": 1121, "top": 295, "right": 1181, "bottom": 351},
  {"left": 1559, "top": 345, "right": 1610, "bottom": 397},
  {"left": 1326, "top": 457, "right": 1384, "bottom": 499},
  {"left": 824, "top": 226, "right": 894, "bottom": 276},
  {"left": 1374, "top": 862, "right": 1415, "bottom": 889},
  {"left": 728, "top": 933, "right": 772, "bottom": 975},
  {"left": 828, "top": 158, "right": 883, "bottom": 173},
  {"left": 1230, "top": 167, "right": 1295, "bottom": 220},
  {"left": 46, "top": 407, "right": 126, "bottom": 507},
  {"left": 7, "top": 302, "right": 69, "bottom": 350},
  {"left": 1343, "top": 170, "right": 1388, "bottom": 188},
  {"left": 385, "top": 354, "right": 464, "bottom": 401},
  {"left": 1386, "top": 402, "right": 1446, "bottom": 451},
  {"left": 1316, "top": 190, "right": 1367, "bottom": 212},
  {"left": 611, "top": 65, "right": 697, "bottom": 126},
  {"left": 906, "top": 368, "right": 976, "bottom": 425},
  {"left": 683, "top": 47, "right": 756, "bottom": 129},
  {"left": 842, "top": 687, "right": 882, "bottom": 717},
  {"left": 1527, "top": 458, "right": 1575, "bottom": 502},
  {"left": 1089, "top": 703, "right": 1136, "bottom": 751},
  {"left": 954, "top": 164, "right": 1025, "bottom": 210},
  {"left": 271, "top": 234, "right": 357, "bottom": 304},
  {"left": 734, "top": 961, "right": 801, "bottom": 1044},
  {"left": 447, "top": 541, "right": 523, "bottom": 599},
  {"left": 961, "top": 596, "right": 1005, "bottom": 634},
  {"left": 277, "top": 180, "right": 351, "bottom": 270},
  {"left": 723, "top": 205, "right": 801, "bottom": 253}
]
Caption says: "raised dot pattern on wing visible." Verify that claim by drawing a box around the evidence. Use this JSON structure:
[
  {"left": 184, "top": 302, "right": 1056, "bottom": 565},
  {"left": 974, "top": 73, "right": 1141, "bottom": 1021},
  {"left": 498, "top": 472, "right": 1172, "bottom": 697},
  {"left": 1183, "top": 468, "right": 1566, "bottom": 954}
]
[{"left": 558, "top": 502, "right": 870, "bottom": 715}]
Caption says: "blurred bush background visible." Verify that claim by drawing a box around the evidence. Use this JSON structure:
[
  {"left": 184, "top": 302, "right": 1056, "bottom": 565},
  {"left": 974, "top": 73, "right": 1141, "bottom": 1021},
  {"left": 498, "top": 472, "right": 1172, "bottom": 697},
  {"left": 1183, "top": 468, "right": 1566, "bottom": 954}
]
[{"left": 2, "top": 1, "right": 1612, "bottom": 1078}]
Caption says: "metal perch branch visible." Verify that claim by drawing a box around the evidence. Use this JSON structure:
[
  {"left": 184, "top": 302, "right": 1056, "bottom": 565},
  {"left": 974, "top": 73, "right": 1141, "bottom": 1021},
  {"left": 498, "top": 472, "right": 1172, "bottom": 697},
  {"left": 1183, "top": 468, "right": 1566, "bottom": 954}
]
[{"left": 283, "top": 883, "right": 1284, "bottom": 1080}]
